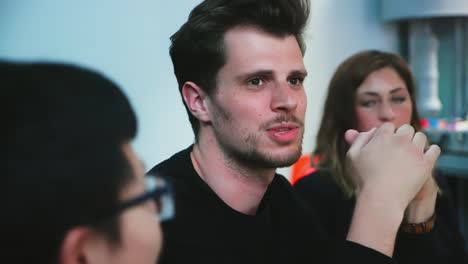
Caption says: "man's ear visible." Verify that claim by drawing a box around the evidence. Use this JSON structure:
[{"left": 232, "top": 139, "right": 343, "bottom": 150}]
[
  {"left": 181, "top": 81, "right": 211, "bottom": 122},
  {"left": 60, "top": 227, "right": 103, "bottom": 264}
]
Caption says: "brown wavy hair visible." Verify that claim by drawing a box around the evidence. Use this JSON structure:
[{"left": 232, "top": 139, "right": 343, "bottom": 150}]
[{"left": 313, "top": 50, "right": 422, "bottom": 197}]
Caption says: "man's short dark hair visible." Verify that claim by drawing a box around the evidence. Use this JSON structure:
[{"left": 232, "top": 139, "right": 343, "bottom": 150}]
[
  {"left": 2, "top": 61, "right": 138, "bottom": 263},
  {"left": 170, "top": 0, "right": 310, "bottom": 139}
]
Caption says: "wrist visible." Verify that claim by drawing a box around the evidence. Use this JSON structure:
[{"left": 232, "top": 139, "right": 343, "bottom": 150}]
[
  {"left": 401, "top": 212, "right": 436, "bottom": 234},
  {"left": 356, "top": 188, "right": 405, "bottom": 227},
  {"left": 347, "top": 189, "right": 405, "bottom": 257},
  {"left": 359, "top": 184, "right": 408, "bottom": 216},
  {"left": 404, "top": 188, "right": 437, "bottom": 223}
]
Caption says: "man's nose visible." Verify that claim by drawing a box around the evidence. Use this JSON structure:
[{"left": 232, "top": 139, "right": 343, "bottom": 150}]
[{"left": 271, "top": 82, "right": 298, "bottom": 112}]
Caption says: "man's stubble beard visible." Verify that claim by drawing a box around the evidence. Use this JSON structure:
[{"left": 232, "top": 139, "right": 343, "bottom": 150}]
[{"left": 211, "top": 100, "right": 304, "bottom": 170}]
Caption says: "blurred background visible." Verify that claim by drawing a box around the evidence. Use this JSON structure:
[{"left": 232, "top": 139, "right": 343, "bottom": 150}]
[{"left": 1, "top": 0, "right": 467, "bottom": 248}]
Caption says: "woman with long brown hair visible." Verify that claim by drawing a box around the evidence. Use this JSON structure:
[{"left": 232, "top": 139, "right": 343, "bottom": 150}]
[{"left": 294, "top": 50, "right": 466, "bottom": 263}]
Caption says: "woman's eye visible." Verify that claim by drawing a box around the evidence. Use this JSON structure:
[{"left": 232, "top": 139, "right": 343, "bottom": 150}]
[
  {"left": 392, "top": 96, "right": 406, "bottom": 103},
  {"left": 360, "top": 100, "right": 376, "bottom": 107}
]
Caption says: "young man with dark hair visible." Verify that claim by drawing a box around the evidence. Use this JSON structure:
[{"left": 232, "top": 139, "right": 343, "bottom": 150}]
[{"left": 149, "top": 0, "right": 442, "bottom": 263}]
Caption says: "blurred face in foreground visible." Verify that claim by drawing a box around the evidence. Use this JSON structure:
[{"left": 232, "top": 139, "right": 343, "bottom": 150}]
[{"left": 63, "top": 144, "right": 164, "bottom": 264}]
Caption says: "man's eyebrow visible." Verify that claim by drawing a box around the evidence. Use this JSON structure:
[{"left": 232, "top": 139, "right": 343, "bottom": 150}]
[
  {"left": 236, "top": 70, "right": 274, "bottom": 81},
  {"left": 236, "top": 69, "right": 308, "bottom": 82},
  {"left": 290, "top": 69, "right": 308, "bottom": 77}
]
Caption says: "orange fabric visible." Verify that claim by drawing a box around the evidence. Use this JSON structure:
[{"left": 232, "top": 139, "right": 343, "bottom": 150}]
[{"left": 290, "top": 153, "right": 317, "bottom": 185}]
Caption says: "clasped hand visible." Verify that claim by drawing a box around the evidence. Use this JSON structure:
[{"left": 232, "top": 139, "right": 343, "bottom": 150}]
[{"left": 345, "top": 123, "right": 440, "bottom": 215}]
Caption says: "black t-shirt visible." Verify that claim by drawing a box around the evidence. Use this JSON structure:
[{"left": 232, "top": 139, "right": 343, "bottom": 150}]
[
  {"left": 294, "top": 169, "right": 467, "bottom": 264},
  {"left": 148, "top": 146, "right": 395, "bottom": 263}
]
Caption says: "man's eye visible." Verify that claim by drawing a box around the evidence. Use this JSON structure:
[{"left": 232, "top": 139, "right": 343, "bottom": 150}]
[
  {"left": 247, "top": 78, "right": 263, "bottom": 86},
  {"left": 288, "top": 77, "right": 303, "bottom": 85}
]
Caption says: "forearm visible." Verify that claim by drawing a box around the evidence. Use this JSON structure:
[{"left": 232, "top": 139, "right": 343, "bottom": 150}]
[{"left": 347, "top": 188, "right": 404, "bottom": 257}]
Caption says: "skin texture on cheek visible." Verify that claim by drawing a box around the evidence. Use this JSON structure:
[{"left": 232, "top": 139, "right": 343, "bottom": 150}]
[
  {"left": 116, "top": 144, "right": 162, "bottom": 264},
  {"left": 354, "top": 68, "right": 413, "bottom": 132},
  {"left": 210, "top": 91, "right": 304, "bottom": 169},
  {"left": 355, "top": 101, "right": 412, "bottom": 132},
  {"left": 119, "top": 211, "right": 162, "bottom": 264},
  {"left": 205, "top": 28, "right": 307, "bottom": 170}
]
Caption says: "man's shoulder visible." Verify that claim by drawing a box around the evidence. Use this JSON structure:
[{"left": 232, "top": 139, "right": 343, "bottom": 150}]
[
  {"left": 270, "top": 173, "right": 313, "bottom": 211},
  {"left": 294, "top": 169, "right": 343, "bottom": 197},
  {"left": 270, "top": 173, "right": 301, "bottom": 198},
  {"left": 273, "top": 172, "right": 292, "bottom": 187},
  {"left": 147, "top": 145, "right": 193, "bottom": 178}
]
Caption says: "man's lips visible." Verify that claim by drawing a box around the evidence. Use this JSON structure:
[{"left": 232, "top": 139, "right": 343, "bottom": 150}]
[
  {"left": 266, "top": 123, "right": 301, "bottom": 143},
  {"left": 266, "top": 123, "right": 300, "bottom": 131}
]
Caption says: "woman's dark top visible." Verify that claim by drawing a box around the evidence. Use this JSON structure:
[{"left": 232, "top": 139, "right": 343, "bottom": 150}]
[{"left": 294, "top": 169, "right": 467, "bottom": 264}]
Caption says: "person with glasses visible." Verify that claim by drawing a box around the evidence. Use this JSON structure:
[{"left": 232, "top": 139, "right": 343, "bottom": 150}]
[{"left": 3, "top": 61, "right": 173, "bottom": 264}]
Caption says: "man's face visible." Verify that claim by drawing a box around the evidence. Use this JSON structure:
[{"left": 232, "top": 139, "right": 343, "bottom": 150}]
[{"left": 207, "top": 26, "right": 307, "bottom": 169}]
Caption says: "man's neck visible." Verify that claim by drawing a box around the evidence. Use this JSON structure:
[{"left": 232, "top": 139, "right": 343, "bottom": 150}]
[{"left": 190, "top": 138, "right": 276, "bottom": 215}]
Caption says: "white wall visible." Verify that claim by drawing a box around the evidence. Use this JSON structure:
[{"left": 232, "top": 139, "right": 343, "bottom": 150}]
[
  {"left": 0, "top": 0, "right": 399, "bottom": 177},
  {"left": 0, "top": 0, "right": 201, "bottom": 170},
  {"left": 301, "top": 0, "right": 400, "bottom": 163}
]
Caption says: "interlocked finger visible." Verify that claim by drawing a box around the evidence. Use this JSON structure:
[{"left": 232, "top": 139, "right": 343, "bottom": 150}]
[
  {"left": 347, "top": 127, "right": 377, "bottom": 155},
  {"left": 395, "top": 124, "right": 415, "bottom": 143},
  {"left": 412, "top": 131, "right": 427, "bottom": 153}
]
